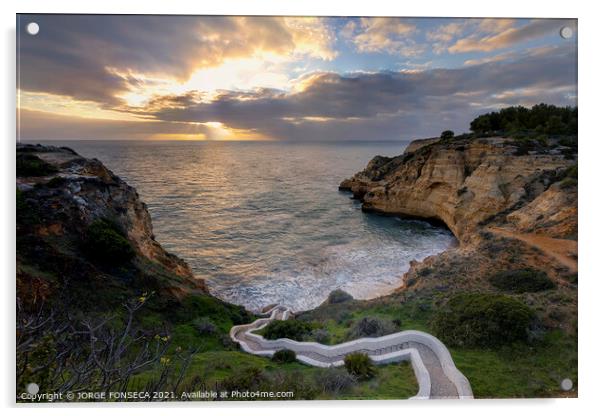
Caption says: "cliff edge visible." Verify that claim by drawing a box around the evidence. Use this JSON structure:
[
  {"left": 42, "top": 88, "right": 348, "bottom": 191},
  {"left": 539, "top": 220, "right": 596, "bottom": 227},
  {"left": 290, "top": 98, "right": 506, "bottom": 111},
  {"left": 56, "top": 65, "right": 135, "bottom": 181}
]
[
  {"left": 340, "top": 136, "right": 577, "bottom": 329},
  {"left": 16, "top": 144, "right": 207, "bottom": 311},
  {"left": 340, "top": 136, "right": 576, "bottom": 243}
]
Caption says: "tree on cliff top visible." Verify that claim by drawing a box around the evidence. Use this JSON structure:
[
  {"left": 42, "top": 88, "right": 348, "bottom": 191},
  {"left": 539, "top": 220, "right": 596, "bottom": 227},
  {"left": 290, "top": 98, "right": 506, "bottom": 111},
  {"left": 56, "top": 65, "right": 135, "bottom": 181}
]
[
  {"left": 470, "top": 103, "right": 577, "bottom": 137},
  {"left": 440, "top": 130, "right": 455, "bottom": 140}
]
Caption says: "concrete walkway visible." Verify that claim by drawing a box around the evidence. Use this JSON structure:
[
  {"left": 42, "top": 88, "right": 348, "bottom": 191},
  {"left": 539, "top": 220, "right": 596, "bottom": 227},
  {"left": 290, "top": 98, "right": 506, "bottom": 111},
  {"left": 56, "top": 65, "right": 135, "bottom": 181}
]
[{"left": 230, "top": 305, "right": 473, "bottom": 399}]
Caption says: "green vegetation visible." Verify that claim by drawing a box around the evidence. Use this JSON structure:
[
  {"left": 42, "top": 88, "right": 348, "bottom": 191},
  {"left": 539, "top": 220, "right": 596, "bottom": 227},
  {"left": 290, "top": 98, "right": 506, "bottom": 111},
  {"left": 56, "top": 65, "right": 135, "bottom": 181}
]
[
  {"left": 130, "top": 350, "right": 417, "bottom": 400},
  {"left": 432, "top": 293, "right": 535, "bottom": 348},
  {"left": 271, "top": 349, "right": 297, "bottom": 363},
  {"left": 451, "top": 330, "right": 577, "bottom": 398},
  {"left": 489, "top": 269, "right": 557, "bottom": 293},
  {"left": 16, "top": 189, "right": 40, "bottom": 225},
  {"left": 470, "top": 104, "right": 577, "bottom": 137},
  {"left": 298, "top": 294, "right": 576, "bottom": 397},
  {"left": 16, "top": 153, "right": 58, "bottom": 177},
  {"left": 326, "top": 289, "right": 354, "bottom": 304},
  {"left": 559, "top": 164, "right": 578, "bottom": 188},
  {"left": 440, "top": 130, "right": 455, "bottom": 140},
  {"left": 344, "top": 352, "right": 376, "bottom": 380},
  {"left": 262, "top": 319, "right": 313, "bottom": 341},
  {"left": 84, "top": 218, "right": 135, "bottom": 264},
  {"left": 346, "top": 316, "right": 398, "bottom": 339}
]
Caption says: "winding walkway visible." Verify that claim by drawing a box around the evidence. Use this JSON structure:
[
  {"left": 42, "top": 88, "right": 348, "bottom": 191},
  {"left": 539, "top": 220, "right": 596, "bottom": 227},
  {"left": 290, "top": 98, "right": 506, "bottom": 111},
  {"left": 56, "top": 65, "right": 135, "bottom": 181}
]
[{"left": 230, "top": 306, "right": 473, "bottom": 399}]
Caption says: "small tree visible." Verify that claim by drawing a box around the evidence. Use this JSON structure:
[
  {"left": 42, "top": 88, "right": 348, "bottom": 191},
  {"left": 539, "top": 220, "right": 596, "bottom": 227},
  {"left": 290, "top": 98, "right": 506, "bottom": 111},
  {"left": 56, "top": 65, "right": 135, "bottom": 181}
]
[
  {"left": 440, "top": 130, "right": 455, "bottom": 140},
  {"left": 271, "top": 349, "right": 297, "bottom": 363},
  {"left": 344, "top": 352, "right": 376, "bottom": 380}
]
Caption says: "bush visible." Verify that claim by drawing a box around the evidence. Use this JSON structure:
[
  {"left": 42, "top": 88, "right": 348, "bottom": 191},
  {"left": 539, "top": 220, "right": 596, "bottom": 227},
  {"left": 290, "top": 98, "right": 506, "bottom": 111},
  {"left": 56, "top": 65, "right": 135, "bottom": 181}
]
[
  {"left": 264, "top": 371, "right": 318, "bottom": 400},
  {"left": 221, "top": 366, "right": 266, "bottom": 392},
  {"left": 271, "top": 349, "right": 297, "bottom": 363},
  {"left": 489, "top": 269, "right": 557, "bottom": 293},
  {"left": 347, "top": 316, "right": 398, "bottom": 339},
  {"left": 344, "top": 352, "right": 376, "bottom": 380},
  {"left": 440, "top": 130, "right": 455, "bottom": 140},
  {"left": 311, "top": 328, "right": 331, "bottom": 344},
  {"left": 16, "top": 153, "right": 58, "bottom": 177},
  {"left": 432, "top": 293, "right": 535, "bottom": 348},
  {"left": 193, "top": 316, "right": 216, "bottom": 335},
  {"left": 326, "top": 289, "right": 353, "bottom": 304},
  {"left": 315, "top": 367, "right": 356, "bottom": 394},
  {"left": 84, "top": 218, "right": 135, "bottom": 264},
  {"left": 262, "top": 319, "right": 312, "bottom": 341}
]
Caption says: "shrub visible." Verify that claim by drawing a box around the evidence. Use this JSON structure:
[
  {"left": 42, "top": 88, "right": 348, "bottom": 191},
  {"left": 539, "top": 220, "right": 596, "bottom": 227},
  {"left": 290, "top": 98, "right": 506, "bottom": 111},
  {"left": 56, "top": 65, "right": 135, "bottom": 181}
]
[
  {"left": 84, "top": 218, "right": 135, "bottom": 264},
  {"left": 221, "top": 366, "right": 266, "bottom": 392},
  {"left": 564, "top": 165, "right": 578, "bottom": 179},
  {"left": 326, "top": 289, "right": 353, "bottom": 304},
  {"left": 262, "top": 319, "right": 312, "bottom": 341},
  {"left": 16, "top": 189, "right": 40, "bottom": 225},
  {"left": 347, "top": 316, "right": 397, "bottom": 339},
  {"left": 311, "top": 328, "right": 331, "bottom": 344},
  {"left": 565, "top": 274, "right": 578, "bottom": 284},
  {"left": 489, "top": 269, "right": 556, "bottom": 293},
  {"left": 432, "top": 293, "right": 535, "bottom": 348},
  {"left": 264, "top": 371, "right": 318, "bottom": 400},
  {"left": 315, "top": 367, "right": 356, "bottom": 394},
  {"left": 193, "top": 316, "right": 216, "bottom": 335},
  {"left": 344, "top": 352, "right": 376, "bottom": 380},
  {"left": 440, "top": 130, "right": 455, "bottom": 140},
  {"left": 16, "top": 153, "right": 58, "bottom": 177},
  {"left": 271, "top": 349, "right": 297, "bottom": 363}
]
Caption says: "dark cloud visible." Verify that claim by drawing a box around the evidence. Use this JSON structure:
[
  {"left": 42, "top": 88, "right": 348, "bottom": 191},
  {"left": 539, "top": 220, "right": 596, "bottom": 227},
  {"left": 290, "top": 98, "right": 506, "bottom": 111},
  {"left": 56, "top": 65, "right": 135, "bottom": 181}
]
[
  {"left": 17, "top": 15, "right": 577, "bottom": 142},
  {"left": 17, "top": 15, "right": 332, "bottom": 105},
  {"left": 135, "top": 44, "right": 576, "bottom": 140}
]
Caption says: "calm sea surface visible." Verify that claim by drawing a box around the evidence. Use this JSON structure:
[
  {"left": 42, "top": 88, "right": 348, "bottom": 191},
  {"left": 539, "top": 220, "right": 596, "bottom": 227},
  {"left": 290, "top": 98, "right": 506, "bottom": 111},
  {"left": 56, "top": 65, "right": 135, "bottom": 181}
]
[{"left": 38, "top": 140, "right": 455, "bottom": 311}]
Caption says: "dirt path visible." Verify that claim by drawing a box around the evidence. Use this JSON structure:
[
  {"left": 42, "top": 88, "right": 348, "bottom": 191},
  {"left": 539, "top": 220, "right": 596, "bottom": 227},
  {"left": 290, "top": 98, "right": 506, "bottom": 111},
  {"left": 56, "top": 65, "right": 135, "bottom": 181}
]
[{"left": 489, "top": 227, "right": 578, "bottom": 273}]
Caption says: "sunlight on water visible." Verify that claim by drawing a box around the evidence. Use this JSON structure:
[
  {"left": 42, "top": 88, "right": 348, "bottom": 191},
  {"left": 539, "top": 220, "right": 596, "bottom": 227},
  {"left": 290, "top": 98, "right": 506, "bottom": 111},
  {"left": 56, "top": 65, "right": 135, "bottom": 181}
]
[{"left": 46, "top": 140, "right": 456, "bottom": 312}]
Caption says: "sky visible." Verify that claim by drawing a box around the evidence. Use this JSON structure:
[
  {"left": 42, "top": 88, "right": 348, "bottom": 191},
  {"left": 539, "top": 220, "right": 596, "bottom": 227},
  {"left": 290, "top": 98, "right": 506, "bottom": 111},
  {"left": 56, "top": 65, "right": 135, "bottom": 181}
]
[{"left": 17, "top": 15, "right": 577, "bottom": 141}]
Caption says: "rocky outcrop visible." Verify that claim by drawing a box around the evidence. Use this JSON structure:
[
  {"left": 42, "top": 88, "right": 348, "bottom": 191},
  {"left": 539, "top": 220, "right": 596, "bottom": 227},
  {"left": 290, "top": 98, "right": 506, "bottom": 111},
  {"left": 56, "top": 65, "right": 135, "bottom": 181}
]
[
  {"left": 340, "top": 136, "right": 578, "bottom": 331},
  {"left": 340, "top": 137, "right": 576, "bottom": 244},
  {"left": 16, "top": 144, "right": 206, "bottom": 309}
]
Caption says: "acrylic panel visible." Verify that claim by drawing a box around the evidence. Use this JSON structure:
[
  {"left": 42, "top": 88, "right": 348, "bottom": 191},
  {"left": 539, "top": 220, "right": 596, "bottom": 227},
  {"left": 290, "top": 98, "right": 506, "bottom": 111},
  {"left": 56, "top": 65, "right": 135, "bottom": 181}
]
[{"left": 16, "top": 14, "right": 578, "bottom": 402}]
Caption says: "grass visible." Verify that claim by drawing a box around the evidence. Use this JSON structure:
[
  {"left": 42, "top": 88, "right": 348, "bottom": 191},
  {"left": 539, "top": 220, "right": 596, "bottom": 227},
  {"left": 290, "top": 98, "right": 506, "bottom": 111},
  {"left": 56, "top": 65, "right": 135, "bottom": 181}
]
[
  {"left": 297, "top": 296, "right": 577, "bottom": 398},
  {"left": 450, "top": 330, "right": 577, "bottom": 398},
  {"left": 338, "top": 361, "right": 418, "bottom": 400},
  {"left": 129, "top": 350, "right": 418, "bottom": 400}
]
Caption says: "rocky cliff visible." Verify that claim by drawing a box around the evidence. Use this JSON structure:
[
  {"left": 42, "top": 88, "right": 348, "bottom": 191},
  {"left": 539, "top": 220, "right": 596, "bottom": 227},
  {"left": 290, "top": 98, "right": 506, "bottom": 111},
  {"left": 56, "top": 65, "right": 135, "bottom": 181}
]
[
  {"left": 340, "top": 136, "right": 577, "bottom": 329},
  {"left": 16, "top": 144, "right": 206, "bottom": 310},
  {"left": 340, "top": 136, "right": 576, "bottom": 243}
]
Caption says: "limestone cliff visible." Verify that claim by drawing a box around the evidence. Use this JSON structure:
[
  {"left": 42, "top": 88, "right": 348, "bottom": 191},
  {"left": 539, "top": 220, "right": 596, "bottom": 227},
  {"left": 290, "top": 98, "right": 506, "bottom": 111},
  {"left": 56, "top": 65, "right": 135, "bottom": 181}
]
[
  {"left": 340, "top": 137, "right": 576, "bottom": 243},
  {"left": 340, "top": 136, "right": 578, "bottom": 330}
]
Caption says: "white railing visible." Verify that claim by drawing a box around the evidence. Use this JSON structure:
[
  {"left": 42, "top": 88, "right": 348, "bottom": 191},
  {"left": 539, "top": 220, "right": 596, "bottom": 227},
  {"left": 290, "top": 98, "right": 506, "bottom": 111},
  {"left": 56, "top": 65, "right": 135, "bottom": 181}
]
[{"left": 230, "top": 305, "right": 473, "bottom": 400}]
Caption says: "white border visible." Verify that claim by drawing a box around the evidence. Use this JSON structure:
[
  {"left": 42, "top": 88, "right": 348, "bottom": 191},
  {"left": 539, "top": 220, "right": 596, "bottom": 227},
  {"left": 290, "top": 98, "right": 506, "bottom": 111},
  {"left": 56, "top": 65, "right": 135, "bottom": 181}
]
[{"left": 2, "top": 1, "right": 600, "bottom": 415}]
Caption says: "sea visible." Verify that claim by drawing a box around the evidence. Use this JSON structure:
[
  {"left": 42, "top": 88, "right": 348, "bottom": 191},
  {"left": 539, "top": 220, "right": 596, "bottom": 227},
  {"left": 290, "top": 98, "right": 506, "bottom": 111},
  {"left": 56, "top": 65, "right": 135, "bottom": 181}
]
[{"left": 34, "top": 140, "right": 455, "bottom": 311}]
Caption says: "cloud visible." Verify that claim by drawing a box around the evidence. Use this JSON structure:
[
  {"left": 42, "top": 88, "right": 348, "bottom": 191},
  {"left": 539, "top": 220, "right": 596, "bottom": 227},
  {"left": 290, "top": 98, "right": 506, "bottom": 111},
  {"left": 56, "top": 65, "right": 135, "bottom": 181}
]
[
  {"left": 449, "top": 19, "right": 575, "bottom": 53},
  {"left": 341, "top": 18, "right": 422, "bottom": 55},
  {"left": 20, "top": 43, "right": 573, "bottom": 142},
  {"left": 17, "top": 16, "right": 577, "bottom": 142},
  {"left": 18, "top": 109, "right": 216, "bottom": 140},
  {"left": 18, "top": 15, "right": 335, "bottom": 106}
]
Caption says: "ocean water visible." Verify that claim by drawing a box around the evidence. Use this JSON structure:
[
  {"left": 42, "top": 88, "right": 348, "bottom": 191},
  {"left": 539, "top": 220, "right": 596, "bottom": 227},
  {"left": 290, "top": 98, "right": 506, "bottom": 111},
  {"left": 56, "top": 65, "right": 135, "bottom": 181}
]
[{"left": 38, "top": 140, "right": 455, "bottom": 311}]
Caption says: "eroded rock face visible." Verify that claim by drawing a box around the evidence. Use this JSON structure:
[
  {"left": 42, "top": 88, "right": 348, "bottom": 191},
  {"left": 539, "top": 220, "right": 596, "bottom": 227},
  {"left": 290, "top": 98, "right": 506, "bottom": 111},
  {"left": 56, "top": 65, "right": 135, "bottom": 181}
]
[
  {"left": 16, "top": 144, "right": 206, "bottom": 307},
  {"left": 340, "top": 137, "right": 575, "bottom": 243}
]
